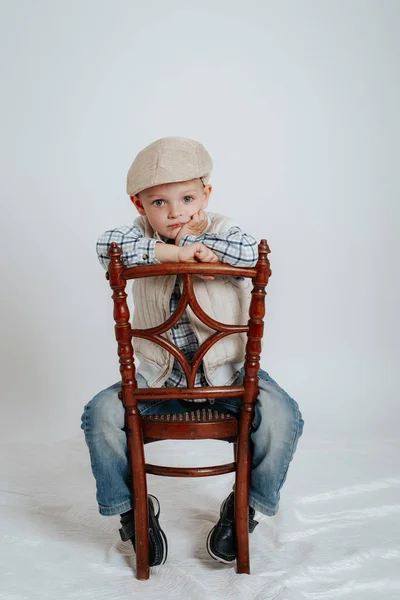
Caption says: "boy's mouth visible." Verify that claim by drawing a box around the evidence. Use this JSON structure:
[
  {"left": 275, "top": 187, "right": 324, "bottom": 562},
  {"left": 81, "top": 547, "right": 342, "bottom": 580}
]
[{"left": 168, "top": 223, "right": 185, "bottom": 229}]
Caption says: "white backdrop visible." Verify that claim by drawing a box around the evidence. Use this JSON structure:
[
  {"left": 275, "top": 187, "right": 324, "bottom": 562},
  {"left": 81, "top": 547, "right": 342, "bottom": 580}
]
[{"left": 0, "top": 0, "right": 399, "bottom": 445}]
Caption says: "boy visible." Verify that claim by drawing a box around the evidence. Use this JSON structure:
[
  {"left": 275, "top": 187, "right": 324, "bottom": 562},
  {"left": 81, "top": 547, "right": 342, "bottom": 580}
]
[{"left": 81, "top": 137, "right": 304, "bottom": 567}]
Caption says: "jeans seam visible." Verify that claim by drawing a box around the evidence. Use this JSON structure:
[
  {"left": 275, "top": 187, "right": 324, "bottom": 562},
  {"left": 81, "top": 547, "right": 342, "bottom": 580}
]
[
  {"left": 275, "top": 402, "right": 303, "bottom": 493},
  {"left": 248, "top": 494, "right": 278, "bottom": 516},
  {"left": 82, "top": 404, "right": 91, "bottom": 435},
  {"left": 139, "top": 400, "right": 166, "bottom": 415}
]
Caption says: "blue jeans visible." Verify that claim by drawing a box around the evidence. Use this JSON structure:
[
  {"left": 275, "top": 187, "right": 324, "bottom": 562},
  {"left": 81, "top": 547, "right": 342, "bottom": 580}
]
[{"left": 81, "top": 368, "right": 304, "bottom": 517}]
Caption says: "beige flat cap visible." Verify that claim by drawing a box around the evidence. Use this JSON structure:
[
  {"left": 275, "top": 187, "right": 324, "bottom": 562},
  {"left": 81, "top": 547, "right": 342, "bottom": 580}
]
[{"left": 126, "top": 136, "right": 213, "bottom": 196}]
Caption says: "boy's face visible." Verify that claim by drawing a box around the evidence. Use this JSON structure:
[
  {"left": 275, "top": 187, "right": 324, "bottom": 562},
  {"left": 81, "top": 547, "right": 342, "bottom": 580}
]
[{"left": 130, "top": 178, "right": 212, "bottom": 240}]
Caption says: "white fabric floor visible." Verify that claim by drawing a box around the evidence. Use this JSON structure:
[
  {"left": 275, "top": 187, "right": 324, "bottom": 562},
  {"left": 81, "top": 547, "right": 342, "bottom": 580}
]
[{"left": 1, "top": 437, "right": 399, "bottom": 600}]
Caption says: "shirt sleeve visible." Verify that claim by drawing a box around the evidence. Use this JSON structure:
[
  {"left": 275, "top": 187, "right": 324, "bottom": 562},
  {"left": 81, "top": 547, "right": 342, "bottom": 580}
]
[
  {"left": 178, "top": 226, "right": 258, "bottom": 268},
  {"left": 96, "top": 224, "right": 163, "bottom": 270}
]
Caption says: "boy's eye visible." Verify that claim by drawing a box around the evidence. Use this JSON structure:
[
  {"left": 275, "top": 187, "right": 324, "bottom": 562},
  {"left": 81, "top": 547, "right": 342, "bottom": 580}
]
[
  {"left": 153, "top": 199, "right": 165, "bottom": 207},
  {"left": 183, "top": 196, "right": 193, "bottom": 202}
]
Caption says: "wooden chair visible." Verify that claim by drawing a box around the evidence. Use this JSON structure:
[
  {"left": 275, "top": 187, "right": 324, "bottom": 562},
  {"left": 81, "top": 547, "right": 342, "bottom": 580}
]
[{"left": 106, "top": 240, "right": 271, "bottom": 580}]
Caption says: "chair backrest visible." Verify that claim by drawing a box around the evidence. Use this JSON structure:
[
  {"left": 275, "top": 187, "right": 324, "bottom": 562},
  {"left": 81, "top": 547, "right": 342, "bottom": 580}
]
[{"left": 106, "top": 240, "right": 271, "bottom": 409}]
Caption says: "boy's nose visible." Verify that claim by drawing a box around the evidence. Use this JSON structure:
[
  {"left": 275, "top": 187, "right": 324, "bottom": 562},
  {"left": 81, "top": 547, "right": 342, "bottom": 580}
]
[{"left": 168, "top": 205, "right": 183, "bottom": 219}]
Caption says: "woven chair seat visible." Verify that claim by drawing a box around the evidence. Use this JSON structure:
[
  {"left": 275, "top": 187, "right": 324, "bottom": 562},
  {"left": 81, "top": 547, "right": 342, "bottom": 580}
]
[{"left": 141, "top": 407, "right": 236, "bottom": 423}]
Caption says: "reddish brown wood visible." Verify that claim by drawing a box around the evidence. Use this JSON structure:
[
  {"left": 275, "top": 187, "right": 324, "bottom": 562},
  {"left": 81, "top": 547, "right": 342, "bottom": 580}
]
[
  {"left": 235, "top": 240, "right": 271, "bottom": 574},
  {"left": 124, "top": 262, "right": 257, "bottom": 280},
  {"left": 130, "top": 272, "right": 249, "bottom": 388},
  {"left": 141, "top": 418, "right": 238, "bottom": 440},
  {"left": 106, "top": 239, "right": 271, "bottom": 580},
  {"left": 143, "top": 436, "right": 237, "bottom": 445},
  {"left": 146, "top": 463, "right": 236, "bottom": 477},
  {"left": 107, "top": 242, "right": 149, "bottom": 580},
  {"left": 127, "top": 385, "right": 245, "bottom": 403},
  {"left": 141, "top": 408, "right": 236, "bottom": 422}
]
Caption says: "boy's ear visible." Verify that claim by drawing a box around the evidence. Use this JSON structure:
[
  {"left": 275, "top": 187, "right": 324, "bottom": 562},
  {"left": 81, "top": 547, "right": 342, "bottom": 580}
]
[
  {"left": 202, "top": 184, "right": 212, "bottom": 209},
  {"left": 130, "top": 195, "right": 146, "bottom": 215}
]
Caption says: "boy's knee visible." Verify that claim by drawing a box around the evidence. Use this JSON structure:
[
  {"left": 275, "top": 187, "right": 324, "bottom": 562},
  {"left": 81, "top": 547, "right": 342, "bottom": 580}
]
[
  {"left": 256, "top": 375, "right": 303, "bottom": 435},
  {"left": 81, "top": 382, "right": 124, "bottom": 433}
]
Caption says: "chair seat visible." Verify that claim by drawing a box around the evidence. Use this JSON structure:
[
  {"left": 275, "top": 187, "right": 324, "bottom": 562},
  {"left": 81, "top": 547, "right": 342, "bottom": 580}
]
[
  {"left": 142, "top": 407, "right": 238, "bottom": 441},
  {"left": 141, "top": 407, "right": 237, "bottom": 423},
  {"left": 142, "top": 407, "right": 238, "bottom": 477}
]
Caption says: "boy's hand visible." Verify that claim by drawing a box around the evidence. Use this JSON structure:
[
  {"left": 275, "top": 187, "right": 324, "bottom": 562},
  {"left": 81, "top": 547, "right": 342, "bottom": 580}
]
[
  {"left": 175, "top": 210, "right": 208, "bottom": 245},
  {"left": 177, "top": 242, "right": 218, "bottom": 279}
]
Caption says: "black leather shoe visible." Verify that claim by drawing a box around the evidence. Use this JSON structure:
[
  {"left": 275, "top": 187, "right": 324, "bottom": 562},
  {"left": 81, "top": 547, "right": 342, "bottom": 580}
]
[
  {"left": 119, "top": 495, "right": 168, "bottom": 566},
  {"left": 206, "top": 492, "right": 258, "bottom": 563}
]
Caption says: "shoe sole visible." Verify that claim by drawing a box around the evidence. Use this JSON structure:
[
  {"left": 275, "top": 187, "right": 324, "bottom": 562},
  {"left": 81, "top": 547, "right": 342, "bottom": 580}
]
[{"left": 148, "top": 495, "right": 168, "bottom": 566}]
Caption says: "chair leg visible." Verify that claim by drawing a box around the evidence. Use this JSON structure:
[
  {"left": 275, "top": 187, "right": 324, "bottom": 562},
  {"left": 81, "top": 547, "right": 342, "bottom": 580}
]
[
  {"left": 126, "top": 409, "right": 150, "bottom": 580},
  {"left": 234, "top": 425, "right": 251, "bottom": 574}
]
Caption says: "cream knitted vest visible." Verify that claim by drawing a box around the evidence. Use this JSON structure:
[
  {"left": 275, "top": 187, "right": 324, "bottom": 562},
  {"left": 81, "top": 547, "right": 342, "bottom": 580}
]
[{"left": 131, "top": 212, "right": 252, "bottom": 387}]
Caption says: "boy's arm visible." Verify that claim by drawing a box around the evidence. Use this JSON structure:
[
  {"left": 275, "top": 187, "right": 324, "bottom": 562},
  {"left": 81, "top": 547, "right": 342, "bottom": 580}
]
[
  {"left": 96, "top": 225, "right": 169, "bottom": 270},
  {"left": 96, "top": 224, "right": 215, "bottom": 269},
  {"left": 177, "top": 225, "right": 259, "bottom": 268}
]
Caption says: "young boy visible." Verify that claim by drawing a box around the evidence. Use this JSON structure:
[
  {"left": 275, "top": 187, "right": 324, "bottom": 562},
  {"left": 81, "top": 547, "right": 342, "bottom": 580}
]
[{"left": 81, "top": 137, "right": 304, "bottom": 567}]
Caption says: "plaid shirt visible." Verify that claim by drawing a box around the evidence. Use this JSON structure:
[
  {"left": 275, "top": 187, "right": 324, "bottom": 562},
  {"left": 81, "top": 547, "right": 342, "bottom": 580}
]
[{"left": 97, "top": 220, "right": 258, "bottom": 397}]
